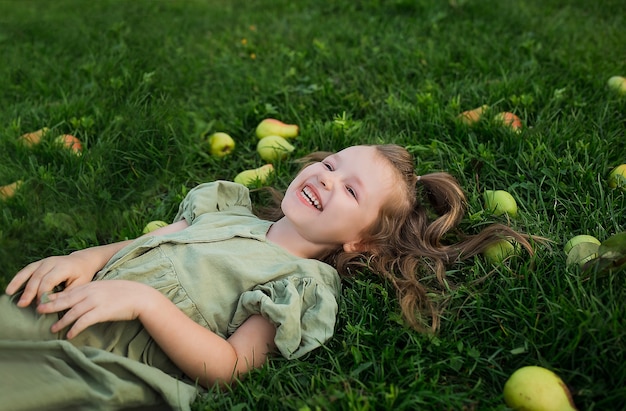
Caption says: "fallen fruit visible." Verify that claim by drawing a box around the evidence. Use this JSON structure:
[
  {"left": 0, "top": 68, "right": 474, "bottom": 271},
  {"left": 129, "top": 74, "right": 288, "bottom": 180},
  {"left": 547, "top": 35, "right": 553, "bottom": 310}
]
[
  {"left": 234, "top": 164, "right": 274, "bottom": 187},
  {"left": 0, "top": 180, "right": 22, "bottom": 200},
  {"left": 483, "top": 189, "right": 518, "bottom": 217},
  {"left": 503, "top": 366, "right": 577, "bottom": 411},
  {"left": 142, "top": 220, "right": 169, "bottom": 234},
  {"left": 495, "top": 112, "right": 523, "bottom": 132},
  {"left": 55, "top": 134, "right": 83, "bottom": 154},
  {"left": 458, "top": 105, "right": 489, "bottom": 125},
  {"left": 256, "top": 118, "right": 299, "bottom": 139},
  {"left": 207, "top": 132, "right": 235, "bottom": 157},
  {"left": 607, "top": 76, "right": 626, "bottom": 95},
  {"left": 19, "top": 127, "right": 50, "bottom": 146},
  {"left": 607, "top": 164, "right": 626, "bottom": 189},
  {"left": 257, "top": 135, "right": 295, "bottom": 162},
  {"left": 563, "top": 234, "right": 601, "bottom": 255},
  {"left": 483, "top": 239, "right": 516, "bottom": 264}
]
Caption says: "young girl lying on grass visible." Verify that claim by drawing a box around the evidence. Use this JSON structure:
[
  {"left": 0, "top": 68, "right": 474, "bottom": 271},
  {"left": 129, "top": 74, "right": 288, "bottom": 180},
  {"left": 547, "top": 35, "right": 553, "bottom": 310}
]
[{"left": 1, "top": 144, "right": 534, "bottom": 410}]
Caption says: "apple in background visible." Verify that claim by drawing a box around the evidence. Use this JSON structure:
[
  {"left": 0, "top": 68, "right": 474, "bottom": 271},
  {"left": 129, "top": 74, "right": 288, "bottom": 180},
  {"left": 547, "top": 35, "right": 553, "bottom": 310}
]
[
  {"left": 55, "top": 134, "right": 83, "bottom": 154},
  {"left": 483, "top": 239, "right": 516, "bottom": 264},
  {"left": 142, "top": 220, "right": 169, "bottom": 234},
  {"left": 207, "top": 132, "right": 235, "bottom": 157},
  {"left": 18, "top": 127, "right": 50, "bottom": 146},
  {"left": 0, "top": 180, "right": 22, "bottom": 200},
  {"left": 607, "top": 76, "right": 626, "bottom": 95},
  {"left": 256, "top": 118, "right": 299, "bottom": 139},
  {"left": 257, "top": 135, "right": 295, "bottom": 162},
  {"left": 234, "top": 164, "right": 274, "bottom": 187},
  {"left": 458, "top": 105, "right": 489, "bottom": 125},
  {"left": 503, "top": 366, "right": 577, "bottom": 411},
  {"left": 495, "top": 112, "right": 523, "bottom": 133},
  {"left": 563, "top": 234, "right": 601, "bottom": 255},
  {"left": 607, "top": 164, "right": 626, "bottom": 189},
  {"left": 483, "top": 189, "right": 518, "bottom": 217}
]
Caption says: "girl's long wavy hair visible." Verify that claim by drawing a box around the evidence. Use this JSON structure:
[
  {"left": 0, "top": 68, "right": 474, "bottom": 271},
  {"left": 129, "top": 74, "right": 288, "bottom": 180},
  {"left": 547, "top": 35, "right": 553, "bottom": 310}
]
[{"left": 254, "top": 144, "right": 536, "bottom": 333}]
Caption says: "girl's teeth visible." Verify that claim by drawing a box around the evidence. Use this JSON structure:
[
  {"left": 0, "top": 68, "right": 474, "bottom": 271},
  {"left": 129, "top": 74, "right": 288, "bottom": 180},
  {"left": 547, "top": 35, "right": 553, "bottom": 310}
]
[{"left": 302, "top": 187, "right": 321, "bottom": 210}]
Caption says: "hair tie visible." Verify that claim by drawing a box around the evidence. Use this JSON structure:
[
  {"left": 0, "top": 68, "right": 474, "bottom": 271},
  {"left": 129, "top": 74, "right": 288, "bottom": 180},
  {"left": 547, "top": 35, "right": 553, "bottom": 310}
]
[{"left": 416, "top": 175, "right": 421, "bottom": 181}]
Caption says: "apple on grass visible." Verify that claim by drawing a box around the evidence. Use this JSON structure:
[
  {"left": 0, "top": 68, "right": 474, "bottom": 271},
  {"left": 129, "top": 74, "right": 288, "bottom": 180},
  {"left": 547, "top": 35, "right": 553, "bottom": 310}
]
[
  {"left": 607, "top": 76, "right": 626, "bottom": 95},
  {"left": 142, "top": 220, "right": 169, "bottom": 234},
  {"left": 607, "top": 164, "right": 626, "bottom": 189},
  {"left": 483, "top": 189, "right": 518, "bottom": 217},
  {"left": 55, "top": 134, "right": 83, "bottom": 154},
  {"left": 256, "top": 118, "right": 299, "bottom": 139},
  {"left": 207, "top": 132, "right": 235, "bottom": 157},
  {"left": 483, "top": 239, "right": 517, "bottom": 264},
  {"left": 234, "top": 164, "right": 274, "bottom": 188},
  {"left": 503, "top": 366, "right": 577, "bottom": 411},
  {"left": 257, "top": 135, "right": 295, "bottom": 162}
]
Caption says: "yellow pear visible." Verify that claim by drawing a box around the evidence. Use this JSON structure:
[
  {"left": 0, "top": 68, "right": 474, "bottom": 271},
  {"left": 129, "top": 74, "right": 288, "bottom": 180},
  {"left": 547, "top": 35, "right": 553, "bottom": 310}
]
[
  {"left": 256, "top": 135, "right": 295, "bottom": 162},
  {"left": 503, "top": 366, "right": 577, "bottom": 411},
  {"left": 458, "top": 105, "right": 489, "bottom": 125},
  {"left": 207, "top": 132, "right": 235, "bottom": 157},
  {"left": 0, "top": 180, "right": 23, "bottom": 200},
  {"left": 483, "top": 189, "right": 518, "bottom": 217},
  {"left": 142, "top": 220, "right": 169, "bottom": 234},
  {"left": 256, "top": 118, "right": 299, "bottom": 139},
  {"left": 19, "top": 127, "right": 50, "bottom": 146},
  {"left": 234, "top": 164, "right": 274, "bottom": 187},
  {"left": 607, "top": 164, "right": 626, "bottom": 189}
]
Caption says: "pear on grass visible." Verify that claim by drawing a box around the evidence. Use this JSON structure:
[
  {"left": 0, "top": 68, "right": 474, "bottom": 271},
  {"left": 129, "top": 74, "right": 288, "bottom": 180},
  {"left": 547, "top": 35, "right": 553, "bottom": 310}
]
[
  {"left": 19, "top": 127, "right": 50, "bottom": 146},
  {"left": 607, "top": 164, "right": 626, "bottom": 189},
  {"left": 483, "top": 189, "right": 518, "bottom": 217},
  {"left": 142, "top": 220, "right": 169, "bottom": 234},
  {"left": 503, "top": 366, "right": 577, "bottom": 411},
  {"left": 0, "top": 180, "right": 22, "bottom": 200},
  {"left": 256, "top": 118, "right": 299, "bottom": 139},
  {"left": 55, "top": 134, "right": 83, "bottom": 154},
  {"left": 495, "top": 112, "right": 523, "bottom": 133},
  {"left": 257, "top": 135, "right": 295, "bottom": 162},
  {"left": 207, "top": 132, "right": 235, "bottom": 157},
  {"left": 483, "top": 239, "right": 517, "bottom": 264},
  {"left": 234, "top": 164, "right": 274, "bottom": 188},
  {"left": 607, "top": 76, "right": 626, "bottom": 95},
  {"left": 458, "top": 105, "right": 489, "bottom": 125}
]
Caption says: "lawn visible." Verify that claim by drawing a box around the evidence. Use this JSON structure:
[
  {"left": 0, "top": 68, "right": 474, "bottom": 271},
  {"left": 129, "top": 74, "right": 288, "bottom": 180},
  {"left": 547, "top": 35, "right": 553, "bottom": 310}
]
[{"left": 0, "top": 0, "right": 625, "bottom": 409}]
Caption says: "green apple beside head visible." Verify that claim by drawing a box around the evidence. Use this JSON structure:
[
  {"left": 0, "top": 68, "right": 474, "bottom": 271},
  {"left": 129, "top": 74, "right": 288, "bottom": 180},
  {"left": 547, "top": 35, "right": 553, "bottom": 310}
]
[
  {"left": 483, "top": 189, "right": 518, "bottom": 217},
  {"left": 482, "top": 239, "right": 517, "bottom": 264}
]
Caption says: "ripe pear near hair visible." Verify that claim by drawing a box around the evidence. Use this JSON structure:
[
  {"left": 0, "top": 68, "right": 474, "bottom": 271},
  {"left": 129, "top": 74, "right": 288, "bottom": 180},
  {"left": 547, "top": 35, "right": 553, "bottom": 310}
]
[
  {"left": 255, "top": 118, "right": 299, "bottom": 139},
  {"left": 234, "top": 164, "right": 274, "bottom": 187},
  {"left": 503, "top": 366, "right": 577, "bottom": 411},
  {"left": 257, "top": 135, "right": 295, "bottom": 162}
]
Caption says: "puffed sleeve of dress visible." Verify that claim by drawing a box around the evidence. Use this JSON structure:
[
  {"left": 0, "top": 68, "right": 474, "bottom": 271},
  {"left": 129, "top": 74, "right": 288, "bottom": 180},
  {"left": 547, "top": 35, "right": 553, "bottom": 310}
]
[
  {"left": 227, "top": 274, "right": 340, "bottom": 360},
  {"left": 174, "top": 180, "right": 252, "bottom": 224}
]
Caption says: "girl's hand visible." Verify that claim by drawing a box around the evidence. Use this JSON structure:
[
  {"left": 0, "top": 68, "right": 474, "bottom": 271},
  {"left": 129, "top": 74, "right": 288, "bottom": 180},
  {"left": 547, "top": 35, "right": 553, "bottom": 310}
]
[
  {"left": 6, "top": 253, "right": 99, "bottom": 307},
  {"left": 36, "top": 280, "right": 156, "bottom": 339}
]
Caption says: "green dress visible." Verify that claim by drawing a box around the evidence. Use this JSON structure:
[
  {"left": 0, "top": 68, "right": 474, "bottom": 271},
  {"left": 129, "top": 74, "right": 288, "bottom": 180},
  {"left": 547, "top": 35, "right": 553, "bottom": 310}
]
[{"left": 0, "top": 181, "right": 341, "bottom": 411}]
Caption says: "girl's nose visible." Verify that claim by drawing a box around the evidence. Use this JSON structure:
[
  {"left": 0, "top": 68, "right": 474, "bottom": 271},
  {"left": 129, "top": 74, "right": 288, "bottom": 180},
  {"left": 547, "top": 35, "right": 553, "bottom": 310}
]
[{"left": 319, "top": 170, "right": 334, "bottom": 190}]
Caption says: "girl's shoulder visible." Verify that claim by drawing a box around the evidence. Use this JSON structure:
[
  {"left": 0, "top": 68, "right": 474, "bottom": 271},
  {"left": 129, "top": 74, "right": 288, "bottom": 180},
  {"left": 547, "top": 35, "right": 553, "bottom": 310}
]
[{"left": 175, "top": 181, "right": 252, "bottom": 223}]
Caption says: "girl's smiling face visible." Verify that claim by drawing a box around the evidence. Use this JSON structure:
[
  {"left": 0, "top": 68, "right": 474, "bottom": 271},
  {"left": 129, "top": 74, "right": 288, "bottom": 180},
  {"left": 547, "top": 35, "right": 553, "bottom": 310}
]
[{"left": 281, "top": 145, "right": 399, "bottom": 253}]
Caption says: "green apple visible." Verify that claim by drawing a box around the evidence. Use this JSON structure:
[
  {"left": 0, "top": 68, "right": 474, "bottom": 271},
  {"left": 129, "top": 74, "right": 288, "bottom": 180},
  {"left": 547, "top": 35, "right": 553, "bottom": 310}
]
[
  {"left": 257, "top": 135, "right": 295, "bottom": 162},
  {"left": 207, "top": 132, "right": 235, "bottom": 157},
  {"left": 483, "top": 189, "right": 518, "bottom": 217},
  {"left": 607, "top": 76, "right": 626, "bottom": 95},
  {"left": 607, "top": 164, "right": 626, "bottom": 189},
  {"left": 234, "top": 164, "right": 274, "bottom": 187},
  {"left": 503, "top": 366, "right": 577, "bottom": 411},
  {"left": 566, "top": 242, "right": 600, "bottom": 267},
  {"left": 256, "top": 118, "right": 299, "bottom": 139},
  {"left": 494, "top": 112, "right": 523, "bottom": 133},
  {"left": 563, "top": 234, "right": 601, "bottom": 254},
  {"left": 483, "top": 239, "right": 516, "bottom": 264},
  {"left": 142, "top": 220, "right": 168, "bottom": 234}
]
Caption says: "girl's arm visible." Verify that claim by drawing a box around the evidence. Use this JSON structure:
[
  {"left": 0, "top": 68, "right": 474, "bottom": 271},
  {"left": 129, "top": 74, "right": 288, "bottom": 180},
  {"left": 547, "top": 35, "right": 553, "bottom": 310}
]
[
  {"left": 39, "top": 279, "right": 277, "bottom": 387},
  {"left": 6, "top": 220, "right": 189, "bottom": 306}
]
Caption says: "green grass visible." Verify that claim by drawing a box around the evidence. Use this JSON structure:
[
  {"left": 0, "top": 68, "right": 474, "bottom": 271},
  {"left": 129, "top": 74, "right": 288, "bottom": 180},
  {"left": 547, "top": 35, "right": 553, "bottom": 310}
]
[{"left": 1, "top": 0, "right": 625, "bottom": 409}]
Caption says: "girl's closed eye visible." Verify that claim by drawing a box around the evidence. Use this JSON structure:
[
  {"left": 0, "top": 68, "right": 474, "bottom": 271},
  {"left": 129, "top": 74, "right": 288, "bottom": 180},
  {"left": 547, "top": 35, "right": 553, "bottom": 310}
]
[
  {"left": 322, "top": 162, "right": 333, "bottom": 171},
  {"left": 346, "top": 186, "right": 357, "bottom": 199}
]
